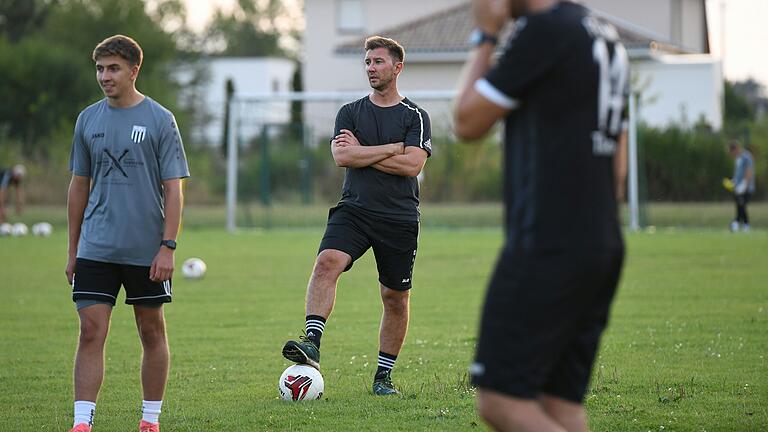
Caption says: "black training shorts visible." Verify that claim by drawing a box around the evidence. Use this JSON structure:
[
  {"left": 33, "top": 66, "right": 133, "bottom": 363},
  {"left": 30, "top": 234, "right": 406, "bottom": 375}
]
[
  {"left": 471, "top": 246, "right": 624, "bottom": 402},
  {"left": 72, "top": 258, "right": 172, "bottom": 306},
  {"left": 318, "top": 205, "right": 419, "bottom": 290}
]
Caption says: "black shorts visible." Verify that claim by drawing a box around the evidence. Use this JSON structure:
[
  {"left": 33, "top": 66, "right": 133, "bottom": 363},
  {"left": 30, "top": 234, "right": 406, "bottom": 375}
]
[
  {"left": 471, "top": 247, "right": 624, "bottom": 403},
  {"left": 72, "top": 258, "right": 172, "bottom": 306},
  {"left": 318, "top": 205, "right": 419, "bottom": 290}
]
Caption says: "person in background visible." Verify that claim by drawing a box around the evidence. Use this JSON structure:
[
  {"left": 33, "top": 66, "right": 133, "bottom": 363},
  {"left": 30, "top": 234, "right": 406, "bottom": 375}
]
[
  {"left": 0, "top": 164, "right": 26, "bottom": 223},
  {"left": 727, "top": 140, "right": 755, "bottom": 232}
]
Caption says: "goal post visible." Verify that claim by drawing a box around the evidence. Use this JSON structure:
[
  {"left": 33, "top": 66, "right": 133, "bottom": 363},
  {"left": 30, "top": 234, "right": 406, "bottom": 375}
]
[
  {"left": 224, "top": 90, "right": 641, "bottom": 232},
  {"left": 225, "top": 90, "right": 457, "bottom": 232}
]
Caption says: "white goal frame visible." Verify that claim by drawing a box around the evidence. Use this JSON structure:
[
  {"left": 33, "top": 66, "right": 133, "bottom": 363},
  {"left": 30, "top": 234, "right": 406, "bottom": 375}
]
[{"left": 225, "top": 90, "right": 640, "bottom": 232}]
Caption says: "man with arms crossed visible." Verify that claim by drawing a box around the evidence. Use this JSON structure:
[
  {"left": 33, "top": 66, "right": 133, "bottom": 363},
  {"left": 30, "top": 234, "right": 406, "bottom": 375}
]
[
  {"left": 454, "top": 0, "right": 628, "bottom": 430},
  {"left": 67, "top": 35, "right": 189, "bottom": 432},
  {"left": 282, "top": 36, "right": 432, "bottom": 396}
]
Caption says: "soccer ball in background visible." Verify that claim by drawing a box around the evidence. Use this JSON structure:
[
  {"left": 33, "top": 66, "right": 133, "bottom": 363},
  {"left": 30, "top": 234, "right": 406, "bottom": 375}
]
[
  {"left": 32, "top": 222, "right": 53, "bottom": 237},
  {"left": 181, "top": 257, "right": 207, "bottom": 279},
  {"left": 278, "top": 364, "right": 324, "bottom": 401},
  {"left": 0, "top": 223, "right": 11, "bottom": 237},
  {"left": 11, "top": 223, "right": 28, "bottom": 237}
]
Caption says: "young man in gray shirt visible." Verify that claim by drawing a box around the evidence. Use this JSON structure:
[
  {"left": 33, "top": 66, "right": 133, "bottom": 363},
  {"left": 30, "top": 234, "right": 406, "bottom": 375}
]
[{"left": 66, "top": 35, "right": 189, "bottom": 432}]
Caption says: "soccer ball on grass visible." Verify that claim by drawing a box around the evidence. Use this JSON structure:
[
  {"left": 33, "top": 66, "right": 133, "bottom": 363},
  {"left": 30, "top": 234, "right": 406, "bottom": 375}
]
[
  {"left": 278, "top": 364, "right": 324, "bottom": 401},
  {"left": 32, "top": 222, "right": 53, "bottom": 237},
  {"left": 11, "top": 223, "right": 28, "bottom": 237},
  {"left": 181, "top": 257, "right": 207, "bottom": 279}
]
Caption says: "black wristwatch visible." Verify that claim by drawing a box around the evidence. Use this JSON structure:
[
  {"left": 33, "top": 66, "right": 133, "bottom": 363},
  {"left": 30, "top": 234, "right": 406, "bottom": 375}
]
[
  {"left": 160, "top": 239, "right": 177, "bottom": 250},
  {"left": 469, "top": 29, "right": 499, "bottom": 48}
]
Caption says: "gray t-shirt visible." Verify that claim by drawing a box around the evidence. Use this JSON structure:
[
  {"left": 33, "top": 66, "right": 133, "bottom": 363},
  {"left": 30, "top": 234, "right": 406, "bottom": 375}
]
[
  {"left": 734, "top": 150, "right": 756, "bottom": 194},
  {"left": 69, "top": 97, "right": 190, "bottom": 266}
]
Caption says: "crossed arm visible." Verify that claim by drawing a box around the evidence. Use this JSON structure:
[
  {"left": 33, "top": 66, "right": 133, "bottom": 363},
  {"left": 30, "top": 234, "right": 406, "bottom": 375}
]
[{"left": 331, "top": 129, "right": 427, "bottom": 177}]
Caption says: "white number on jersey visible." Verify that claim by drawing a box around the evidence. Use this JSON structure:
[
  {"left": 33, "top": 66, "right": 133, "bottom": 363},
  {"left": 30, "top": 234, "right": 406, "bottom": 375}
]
[{"left": 592, "top": 37, "right": 628, "bottom": 156}]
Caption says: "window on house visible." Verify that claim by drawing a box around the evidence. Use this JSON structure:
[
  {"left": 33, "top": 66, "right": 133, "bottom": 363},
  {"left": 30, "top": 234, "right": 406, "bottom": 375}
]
[{"left": 337, "top": 0, "right": 365, "bottom": 34}]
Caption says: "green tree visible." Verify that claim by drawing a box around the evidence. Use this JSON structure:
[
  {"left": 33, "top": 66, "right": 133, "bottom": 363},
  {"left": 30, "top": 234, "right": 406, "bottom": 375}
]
[
  {"left": 203, "top": 0, "right": 294, "bottom": 57},
  {"left": 0, "top": 0, "right": 185, "bottom": 155},
  {"left": 724, "top": 80, "right": 755, "bottom": 126},
  {"left": 0, "top": 36, "right": 90, "bottom": 153},
  {"left": 0, "top": 0, "right": 53, "bottom": 42}
]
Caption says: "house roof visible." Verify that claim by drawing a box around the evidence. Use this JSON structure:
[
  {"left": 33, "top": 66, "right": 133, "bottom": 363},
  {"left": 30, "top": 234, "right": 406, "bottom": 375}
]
[{"left": 335, "top": 2, "right": 685, "bottom": 61}]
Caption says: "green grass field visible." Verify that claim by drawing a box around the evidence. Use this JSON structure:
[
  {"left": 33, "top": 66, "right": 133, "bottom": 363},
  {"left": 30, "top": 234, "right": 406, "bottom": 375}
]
[{"left": 1, "top": 209, "right": 766, "bottom": 431}]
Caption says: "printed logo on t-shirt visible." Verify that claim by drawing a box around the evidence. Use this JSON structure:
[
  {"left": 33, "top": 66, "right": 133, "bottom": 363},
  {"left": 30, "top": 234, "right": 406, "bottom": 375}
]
[
  {"left": 103, "top": 149, "right": 129, "bottom": 177},
  {"left": 101, "top": 148, "right": 144, "bottom": 180},
  {"left": 131, "top": 125, "right": 147, "bottom": 144}
]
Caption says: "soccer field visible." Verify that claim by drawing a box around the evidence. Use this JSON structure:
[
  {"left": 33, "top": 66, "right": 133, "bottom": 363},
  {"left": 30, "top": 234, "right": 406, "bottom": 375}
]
[{"left": 1, "top": 227, "right": 766, "bottom": 431}]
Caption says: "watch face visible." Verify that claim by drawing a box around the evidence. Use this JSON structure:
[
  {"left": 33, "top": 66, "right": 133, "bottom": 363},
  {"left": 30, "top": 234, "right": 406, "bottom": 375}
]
[
  {"left": 469, "top": 29, "right": 497, "bottom": 47},
  {"left": 469, "top": 29, "right": 482, "bottom": 46}
]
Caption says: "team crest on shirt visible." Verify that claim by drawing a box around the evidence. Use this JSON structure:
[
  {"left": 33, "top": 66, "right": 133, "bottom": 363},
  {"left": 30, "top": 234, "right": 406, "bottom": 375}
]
[{"left": 131, "top": 125, "right": 147, "bottom": 143}]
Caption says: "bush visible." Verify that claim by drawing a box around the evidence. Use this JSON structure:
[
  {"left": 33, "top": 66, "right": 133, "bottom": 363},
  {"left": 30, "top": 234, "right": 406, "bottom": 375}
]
[
  {"left": 639, "top": 119, "right": 767, "bottom": 201},
  {"left": 640, "top": 124, "right": 731, "bottom": 201}
]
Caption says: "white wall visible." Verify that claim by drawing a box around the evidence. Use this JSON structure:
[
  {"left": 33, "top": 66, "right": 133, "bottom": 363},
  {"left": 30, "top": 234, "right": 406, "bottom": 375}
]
[
  {"left": 304, "top": 0, "right": 466, "bottom": 94},
  {"left": 633, "top": 55, "right": 723, "bottom": 129},
  {"left": 680, "top": 0, "right": 707, "bottom": 52},
  {"left": 176, "top": 57, "right": 296, "bottom": 145},
  {"left": 302, "top": 0, "right": 466, "bottom": 138},
  {"left": 584, "top": 0, "right": 707, "bottom": 53}
]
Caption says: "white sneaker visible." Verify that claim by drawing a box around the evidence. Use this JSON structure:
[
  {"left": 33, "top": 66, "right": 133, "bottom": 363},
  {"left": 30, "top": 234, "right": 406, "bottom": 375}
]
[
  {"left": 730, "top": 221, "right": 739, "bottom": 232},
  {"left": 742, "top": 224, "right": 750, "bottom": 232}
]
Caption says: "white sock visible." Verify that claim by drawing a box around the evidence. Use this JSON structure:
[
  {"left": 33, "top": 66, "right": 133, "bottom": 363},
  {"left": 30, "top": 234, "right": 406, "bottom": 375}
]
[
  {"left": 74, "top": 400, "right": 96, "bottom": 427},
  {"left": 142, "top": 400, "right": 163, "bottom": 424}
]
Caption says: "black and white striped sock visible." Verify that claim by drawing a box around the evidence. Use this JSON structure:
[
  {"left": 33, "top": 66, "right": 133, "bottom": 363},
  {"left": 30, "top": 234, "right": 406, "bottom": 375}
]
[
  {"left": 305, "top": 315, "right": 326, "bottom": 348},
  {"left": 375, "top": 351, "right": 398, "bottom": 379}
]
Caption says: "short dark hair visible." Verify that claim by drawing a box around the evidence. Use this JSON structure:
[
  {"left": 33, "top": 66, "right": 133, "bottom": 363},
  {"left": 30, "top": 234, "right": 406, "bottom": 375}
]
[
  {"left": 728, "top": 140, "right": 740, "bottom": 151},
  {"left": 92, "top": 35, "right": 143, "bottom": 67},
  {"left": 364, "top": 36, "right": 405, "bottom": 63}
]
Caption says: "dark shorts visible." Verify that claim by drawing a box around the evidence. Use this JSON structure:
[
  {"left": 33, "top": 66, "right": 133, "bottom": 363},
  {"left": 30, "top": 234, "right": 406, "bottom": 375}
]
[
  {"left": 318, "top": 205, "right": 419, "bottom": 290},
  {"left": 735, "top": 192, "right": 751, "bottom": 207},
  {"left": 72, "top": 258, "right": 172, "bottom": 306},
  {"left": 471, "top": 247, "right": 624, "bottom": 403}
]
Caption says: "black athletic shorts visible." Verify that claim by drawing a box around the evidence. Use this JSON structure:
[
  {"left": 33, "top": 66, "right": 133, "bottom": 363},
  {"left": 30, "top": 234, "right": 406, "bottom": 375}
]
[
  {"left": 72, "top": 258, "right": 172, "bottom": 306},
  {"left": 318, "top": 205, "right": 419, "bottom": 291},
  {"left": 470, "top": 246, "right": 624, "bottom": 403}
]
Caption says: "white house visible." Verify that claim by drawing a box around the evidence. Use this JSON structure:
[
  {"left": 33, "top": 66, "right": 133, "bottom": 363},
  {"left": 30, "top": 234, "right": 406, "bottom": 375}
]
[
  {"left": 302, "top": 0, "right": 723, "bottom": 131},
  {"left": 633, "top": 54, "right": 723, "bottom": 129},
  {"left": 175, "top": 57, "right": 296, "bottom": 145}
]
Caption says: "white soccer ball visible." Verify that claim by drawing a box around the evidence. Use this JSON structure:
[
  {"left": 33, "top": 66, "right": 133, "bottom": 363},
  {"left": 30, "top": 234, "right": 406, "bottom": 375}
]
[
  {"left": 278, "top": 364, "right": 324, "bottom": 401},
  {"left": 11, "top": 223, "right": 28, "bottom": 237},
  {"left": 32, "top": 222, "right": 53, "bottom": 237},
  {"left": 0, "top": 223, "right": 11, "bottom": 237},
  {"left": 181, "top": 257, "right": 207, "bottom": 279}
]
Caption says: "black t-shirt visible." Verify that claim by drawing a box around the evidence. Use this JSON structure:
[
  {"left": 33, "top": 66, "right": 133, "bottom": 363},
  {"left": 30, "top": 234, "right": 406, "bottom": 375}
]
[
  {"left": 482, "top": 2, "right": 628, "bottom": 252},
  {"left": 333, "top": 96, "right": 432, "bottom": 222}
]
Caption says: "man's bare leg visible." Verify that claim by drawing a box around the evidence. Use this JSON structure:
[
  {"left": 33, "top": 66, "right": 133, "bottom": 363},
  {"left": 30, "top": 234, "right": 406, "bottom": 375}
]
[{"left": 477, "top": 389, "right": 567, "bottom": 432}]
